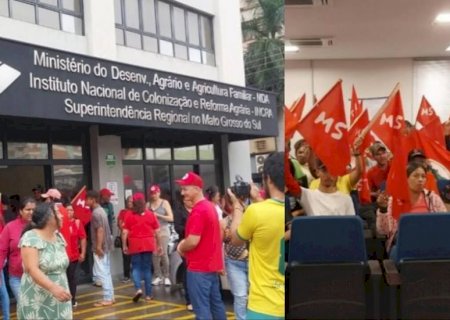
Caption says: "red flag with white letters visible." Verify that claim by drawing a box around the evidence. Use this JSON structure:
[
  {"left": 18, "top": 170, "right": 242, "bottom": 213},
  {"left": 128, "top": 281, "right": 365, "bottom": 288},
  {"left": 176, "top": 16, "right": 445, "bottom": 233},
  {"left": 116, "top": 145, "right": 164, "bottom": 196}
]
[
  {"left": 71, "top": 186, "right": 91, "bottom": 226},
  {"left": 297, "top": 80, "right": 350, "bottom": 176},
  {"left": 348, "top": 108, "right": 375, "bottom": 153},
  {"left": 350, "top": 85, "right": 363, "bottom": 125},
  {"left": 371, "top": 91, "right": 405, "bottom": 152},
  {"left": 416, "top": 96, "right": 445, "bottom": 146}
]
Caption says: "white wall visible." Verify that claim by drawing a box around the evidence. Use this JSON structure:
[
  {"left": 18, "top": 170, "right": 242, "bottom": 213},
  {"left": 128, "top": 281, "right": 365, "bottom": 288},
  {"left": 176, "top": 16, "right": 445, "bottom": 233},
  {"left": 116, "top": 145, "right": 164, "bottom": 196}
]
[{"left": 285, "top": 58, "right": 415, "bottom": 122}]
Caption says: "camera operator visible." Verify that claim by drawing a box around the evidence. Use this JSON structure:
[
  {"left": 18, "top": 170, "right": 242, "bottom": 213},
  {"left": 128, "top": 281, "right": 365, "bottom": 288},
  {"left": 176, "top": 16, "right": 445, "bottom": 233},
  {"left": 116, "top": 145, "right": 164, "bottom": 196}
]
[{"left": 228, "top": 152, "right": 284, "bottom": 320}]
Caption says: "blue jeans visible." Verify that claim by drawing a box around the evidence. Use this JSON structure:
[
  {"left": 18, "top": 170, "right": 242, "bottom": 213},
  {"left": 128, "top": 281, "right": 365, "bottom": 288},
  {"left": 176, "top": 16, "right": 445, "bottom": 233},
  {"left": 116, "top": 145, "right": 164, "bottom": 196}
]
[
  {"left": 225, "top": 258, "right": 248, "bottom": 320},
  {"left": 93, "top": 252, "right": 114, "bottom": 301},
  {"left": 187, "top": 271, "right": 226, "bottom": 320},
  {"left": 131, "top": 252, "right": 153, "bottom": 297},
  {"left": 0, "top": 271, "right": 10, "bottom": 320},
  {"left": 9, "top": 276, "right": 21, "bottom": 303}
]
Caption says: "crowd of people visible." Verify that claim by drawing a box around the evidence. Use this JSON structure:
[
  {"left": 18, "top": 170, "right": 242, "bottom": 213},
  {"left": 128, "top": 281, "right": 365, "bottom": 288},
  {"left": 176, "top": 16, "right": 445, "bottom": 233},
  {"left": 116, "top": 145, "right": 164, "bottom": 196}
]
[{"left": 0, "top": 151, "right": 285, "bottom": 320}]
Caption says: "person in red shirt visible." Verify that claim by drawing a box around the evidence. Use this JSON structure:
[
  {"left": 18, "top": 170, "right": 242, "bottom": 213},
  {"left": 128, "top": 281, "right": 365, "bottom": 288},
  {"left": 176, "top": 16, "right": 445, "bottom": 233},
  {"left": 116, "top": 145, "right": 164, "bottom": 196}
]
[
  {"left": 122, "top": 193, "right": 162, "bottom": 303},
  {"left": 367, "top": 142, "right": 391, "bottom": 199},
  {"left": 64, "top": 203, "right": 87, "bottom": 307},
  {"left": 0, "top": 197, "right": 36, "bottom": 302},
  {"left": 176, "top": 172, "right": 226, "bottom": 320},
  {"left": 117, "top": 195, "right": 133, "bottom": 283}
]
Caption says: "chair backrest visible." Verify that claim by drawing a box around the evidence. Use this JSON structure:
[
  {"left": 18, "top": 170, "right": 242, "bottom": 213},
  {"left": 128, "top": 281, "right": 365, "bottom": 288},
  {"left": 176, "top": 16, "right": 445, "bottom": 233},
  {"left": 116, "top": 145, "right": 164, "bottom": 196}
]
[
  {"left": 288, "top": 216, "right": 367, "bottom": 264},
  {"left": 396, "top": 213, "right": 450, "bottom": 264}
]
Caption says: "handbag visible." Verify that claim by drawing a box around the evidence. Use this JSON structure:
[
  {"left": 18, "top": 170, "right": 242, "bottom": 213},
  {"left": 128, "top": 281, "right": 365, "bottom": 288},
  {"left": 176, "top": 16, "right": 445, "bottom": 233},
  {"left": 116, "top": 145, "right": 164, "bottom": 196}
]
[{"left": 114, "top": 236, "right": 122, "bottom": 248}]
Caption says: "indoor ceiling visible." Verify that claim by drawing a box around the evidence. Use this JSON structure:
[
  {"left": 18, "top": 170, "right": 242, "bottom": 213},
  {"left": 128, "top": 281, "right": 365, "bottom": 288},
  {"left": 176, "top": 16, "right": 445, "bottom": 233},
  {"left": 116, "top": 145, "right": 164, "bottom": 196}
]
[{"left": 285, "top": 0, "right": 450, "bottom": 60}]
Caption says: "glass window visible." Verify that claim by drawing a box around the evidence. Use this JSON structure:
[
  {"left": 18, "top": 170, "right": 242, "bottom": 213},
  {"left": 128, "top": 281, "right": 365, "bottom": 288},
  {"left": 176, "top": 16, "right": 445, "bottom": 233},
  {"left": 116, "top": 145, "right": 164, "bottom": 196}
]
[
  {"left": 200, "top": 16, "right": 213, "bottom": 50},
  {"left": 173, "top": 165, "right": 194, "bottom": 183},
  {"left": 116, "top": 28, "right": 124, "bottom": 45},
  {"left": 39, "top": 0, "right": 58, "bottom": 7},
  {"left": 159, "top": 39, "right": 173, "bottom": 56},
  {"left": 157, "top": 1, "right": 171, "bottom": 38},
  {"left": 202, "top": 51, "right": 215, "bottom": 66},
  {"left": 125, "top": 0, "right": 139, "bottom": 29},
  {"left": 8, "top": 142, "right": 48, "bottom": 159},
  {"left": 7, "top": 0, "right": 83, "bottom": 35},
  {"left": 52, "top": 144, "right": 82, "bottom": 159},
  {"left": 11, "top": 1, "right": 35, "bottom": 24},
  {"left": 145, "top": 165, "right": 170, "bottom": 200},
  {"left": 143, "top": 36, "right": 157, "bottom": 52},
  {"left": 145, "top": 148, "right": 171, "bottom": 160},
  {"left": 114, "top": 0, "right": 122, "bottom": 24},
  {"left": 61, "top": 14, "right": 82, "bottom": 34},
  {"left": 189, "top": 48, "right": 201, "bottom": 63},
  {"left": 53, "top": 164, "right": 84, "bottom": 199},
  {"left": 38, "top": 7, "right": 60, "bottom": 30},
  {"left": 123, "top": 165, "right": 144, "bottom": 193},
  {"left": 187, "top": 12, "right": 199, "bottom": 45},
  {"left": 174, "top": 146, "right": 196, "bottom": 160},
  {"left": 173, "top": 7, "right": 185, "bottom": 41},
  {"left": 0, "top": 0, "right": 8, "bottom": 17},
  {"left": 126, "top": 31, "right": 142, "bottom": 49},
  {"left": 174, "top": 44, "right": 187, "bottom": 60},
  {"left": 122, "top": 148, "right": 143, "bottom": 160},
  {"left": 199, "top": 144, "right": 214, "bottom": 160},
  {"left": 199, "top": 164, "right": 216, "bottom": 189},
  {"left": 62, "top": 0, "right": 82, "bottom": 13},
  {"left": 142, "top": 0, "right": 155, "bottom": 33}
]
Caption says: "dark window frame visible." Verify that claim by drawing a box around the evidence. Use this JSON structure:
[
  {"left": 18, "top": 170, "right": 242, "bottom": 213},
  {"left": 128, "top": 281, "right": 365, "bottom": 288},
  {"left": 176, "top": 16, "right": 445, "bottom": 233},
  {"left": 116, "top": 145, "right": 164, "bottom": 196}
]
[
  {"left": 115, "top": 0, "right": 215, "bottom": 65},
  {"left": 3, "top": 0, "right": 84, "bottom": 35}
]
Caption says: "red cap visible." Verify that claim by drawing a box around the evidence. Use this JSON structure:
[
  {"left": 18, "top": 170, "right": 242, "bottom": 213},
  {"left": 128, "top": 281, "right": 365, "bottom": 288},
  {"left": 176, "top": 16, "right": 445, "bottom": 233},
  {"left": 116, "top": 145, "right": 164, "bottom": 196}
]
[
  {"left": 176, "top": 172, "right": 203, "bottom": 188},
  {"left": 100, "top": 188, "right": 114, "bottom": 197},
  {"left": 132, "top": 192, "right": 145, "bottom": 202},
  {"left": 148, "top": 184, "right": 161, "bottom": 195}
]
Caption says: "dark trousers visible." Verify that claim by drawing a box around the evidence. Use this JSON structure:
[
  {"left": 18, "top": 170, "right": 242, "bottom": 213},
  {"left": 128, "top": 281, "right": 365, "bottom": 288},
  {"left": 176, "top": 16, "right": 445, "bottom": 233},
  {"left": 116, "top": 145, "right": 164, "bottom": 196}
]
[
  {"left": 66, "top": 261, "right": 78, "bottom": 304},
  {"left": 122, "top": 251, "right": 131, "bottom": 278},
  {"left": 182, "top": 258, "right": 190, "bottom": 304}
]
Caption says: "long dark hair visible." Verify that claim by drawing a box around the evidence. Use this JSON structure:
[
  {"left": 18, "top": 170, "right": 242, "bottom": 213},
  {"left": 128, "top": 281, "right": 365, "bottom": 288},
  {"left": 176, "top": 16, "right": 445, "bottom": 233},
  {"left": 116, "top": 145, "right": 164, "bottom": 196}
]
[
  {"left": 205, "top": 186, "right": 220, "bottom": 201},
  {"left": 22, "top": 203, "right": 57, "bottom": 236}
]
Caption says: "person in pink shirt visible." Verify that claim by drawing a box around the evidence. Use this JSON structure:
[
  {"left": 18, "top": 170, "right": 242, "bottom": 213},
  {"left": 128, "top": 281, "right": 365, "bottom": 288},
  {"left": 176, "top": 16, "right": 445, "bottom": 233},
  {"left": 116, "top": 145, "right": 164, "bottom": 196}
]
[{"left": 0, "top": 197, "right": 36, "bottom": 302}]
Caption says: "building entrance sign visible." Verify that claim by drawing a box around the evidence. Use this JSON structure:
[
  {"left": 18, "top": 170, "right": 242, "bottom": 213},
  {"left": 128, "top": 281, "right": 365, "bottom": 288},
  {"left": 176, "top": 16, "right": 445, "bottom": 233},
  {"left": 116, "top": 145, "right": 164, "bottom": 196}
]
[{"left": 0, "top": 38, "right": 277, "bottom": 136}]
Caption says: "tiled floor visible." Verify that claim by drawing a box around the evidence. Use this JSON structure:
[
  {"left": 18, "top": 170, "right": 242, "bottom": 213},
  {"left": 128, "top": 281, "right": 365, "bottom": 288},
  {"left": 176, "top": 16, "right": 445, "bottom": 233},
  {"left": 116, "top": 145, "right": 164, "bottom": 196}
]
[{"left": 3, "top": 280, "right": 235, "bottom": 320}]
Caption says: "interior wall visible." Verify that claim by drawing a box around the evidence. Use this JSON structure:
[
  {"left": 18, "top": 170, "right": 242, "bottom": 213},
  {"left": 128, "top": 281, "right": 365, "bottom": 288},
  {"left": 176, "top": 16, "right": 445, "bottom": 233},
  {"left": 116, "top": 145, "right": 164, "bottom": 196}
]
[
  {"left": 0, "top": 166, "right": 44, "bottom": 199},
  {"left": 285, "top": 58, "right": 415, "bottom": 122}
]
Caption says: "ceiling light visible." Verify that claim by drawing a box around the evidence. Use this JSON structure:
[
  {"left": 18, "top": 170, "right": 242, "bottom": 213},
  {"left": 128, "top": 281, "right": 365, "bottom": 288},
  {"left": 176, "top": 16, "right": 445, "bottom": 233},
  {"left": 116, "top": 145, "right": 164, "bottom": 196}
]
[
  {"left": 285, "top": 45, "right": 300, "bottom": 53},
  {"left": 435, "top": 13, "right": 450, "bottom": 23},
  {"left": 446, "top": 45, "right": 450, "bottom": 51}
]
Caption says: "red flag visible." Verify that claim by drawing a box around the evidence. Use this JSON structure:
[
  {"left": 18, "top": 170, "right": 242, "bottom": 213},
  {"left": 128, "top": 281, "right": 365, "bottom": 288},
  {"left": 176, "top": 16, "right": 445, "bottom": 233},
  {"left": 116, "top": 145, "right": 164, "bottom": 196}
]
[
  {"left": 71, "top": 186, "right": 91, "bottom": 226},
  {"left": 358, "top": 157, "right": 371, "bottom": 204},
  {"left": 348, "top": 109, "right": 375, "bottom": 153},
  {"left": 371, "top": 91, "right": 405, "bottom": 152},
  {"left": 417, "top": 132, "right": 450, "bottom": 178},
  {"left": 290, "top": 94, "right": 305, "bottom": 122},
  {"left": 416, "top": 97, "right": 445, "bottom": 146},
  {"left": 297, "top": 80, "right": 350, "bottom": 176},
  {"left": 350, "top": 86, "right": 363, "bottom": 125},
  {"left": 285, "top": 105, "right": 297, "bottom": 140},
  {"left": 386, "top": 134, "right": 410, "bottom": 221}
]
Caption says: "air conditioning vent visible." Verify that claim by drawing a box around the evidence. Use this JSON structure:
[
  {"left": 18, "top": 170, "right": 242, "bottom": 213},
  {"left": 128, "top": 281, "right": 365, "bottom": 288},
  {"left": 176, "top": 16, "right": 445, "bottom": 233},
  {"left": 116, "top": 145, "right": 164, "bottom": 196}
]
[
  {"left": 249, "top": 137, "right": 276, "bottom": 154},
  {"left": 290, "top": 38, "right": 333, "bottom": 47},
  {"left": 255, "top": 154, "right": 269, "bottom": 173},
  {"left": 286, "top": 0, "right": 332, "bottom": 6}
]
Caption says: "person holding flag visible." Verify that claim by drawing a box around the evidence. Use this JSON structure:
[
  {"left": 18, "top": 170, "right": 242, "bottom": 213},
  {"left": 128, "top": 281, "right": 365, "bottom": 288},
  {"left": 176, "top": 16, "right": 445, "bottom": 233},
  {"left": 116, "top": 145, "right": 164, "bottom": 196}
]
[{"left": 376, "top": 161, "right": 447, "bottom": 257}]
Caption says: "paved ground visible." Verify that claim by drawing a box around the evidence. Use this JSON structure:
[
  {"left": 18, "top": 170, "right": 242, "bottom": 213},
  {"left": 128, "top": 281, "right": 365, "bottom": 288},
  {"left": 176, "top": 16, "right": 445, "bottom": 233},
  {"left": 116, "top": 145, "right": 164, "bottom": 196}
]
[{"left": 3, "top": 280, "right": 235, "bottom": 320}]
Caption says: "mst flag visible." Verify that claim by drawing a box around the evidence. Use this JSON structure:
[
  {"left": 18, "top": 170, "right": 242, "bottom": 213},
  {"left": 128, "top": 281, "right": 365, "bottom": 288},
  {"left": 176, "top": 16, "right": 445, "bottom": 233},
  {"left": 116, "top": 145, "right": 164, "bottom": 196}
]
[
  {"left": 290, "top": 94, "right": 305, "bottom": 122},
  {"left": 71, "top": 186, "right": 91, "bottom": 226},
  {"left": 371, "top": 90, "right": 405, "bottom": 152},
  {"left": 350, "top": 85, "right": 363, "bottom": 125},
  {"left": 298, "top": 80, "right": 350, "bottom": 176},
  {"left": 348, "top": 109, "right": 375, "bottom": 153},
  {"left": 416, "top": 96, "right": 445, "bottom": 146}
]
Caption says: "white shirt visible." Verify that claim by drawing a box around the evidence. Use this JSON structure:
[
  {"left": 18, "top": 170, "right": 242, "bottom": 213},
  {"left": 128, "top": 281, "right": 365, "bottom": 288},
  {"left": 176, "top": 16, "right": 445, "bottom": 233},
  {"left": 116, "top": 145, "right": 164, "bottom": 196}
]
[{"left": 300, "top": 187, "right": 356, "bottom": 216}]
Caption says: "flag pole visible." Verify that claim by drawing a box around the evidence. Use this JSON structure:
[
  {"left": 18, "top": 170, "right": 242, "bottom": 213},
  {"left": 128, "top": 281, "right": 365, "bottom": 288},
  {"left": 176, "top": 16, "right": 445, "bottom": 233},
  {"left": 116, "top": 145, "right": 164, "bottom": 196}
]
[
  {"left": 71, "top": 185, "right": 86, "bottom": 205},
  {"left": 358, "top": 82, "right": 400, "bottom": 140}
]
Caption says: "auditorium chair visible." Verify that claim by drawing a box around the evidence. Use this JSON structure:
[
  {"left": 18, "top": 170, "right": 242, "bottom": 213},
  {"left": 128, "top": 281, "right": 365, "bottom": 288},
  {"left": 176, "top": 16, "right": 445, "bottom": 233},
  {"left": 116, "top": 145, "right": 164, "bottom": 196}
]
[
  {"left": 383, "top": 213, "right": 450, "bottom": 319},
  {"left": 287, "top": 216, "right": 382, "bottom": 319}
]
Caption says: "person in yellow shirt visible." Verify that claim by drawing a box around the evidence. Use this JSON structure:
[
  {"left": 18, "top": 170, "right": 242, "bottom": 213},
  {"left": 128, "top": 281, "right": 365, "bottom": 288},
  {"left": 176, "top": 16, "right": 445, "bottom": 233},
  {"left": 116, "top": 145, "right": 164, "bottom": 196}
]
[{"left": 228, "top": 152, "right": 285, "bottom": 320}]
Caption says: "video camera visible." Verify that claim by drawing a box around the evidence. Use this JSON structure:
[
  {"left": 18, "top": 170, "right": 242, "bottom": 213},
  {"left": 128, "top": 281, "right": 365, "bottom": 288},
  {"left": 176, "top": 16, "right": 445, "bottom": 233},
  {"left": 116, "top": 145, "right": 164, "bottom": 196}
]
[{"left": 230, "top": 175, "right": 251, "bottom": 199}]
